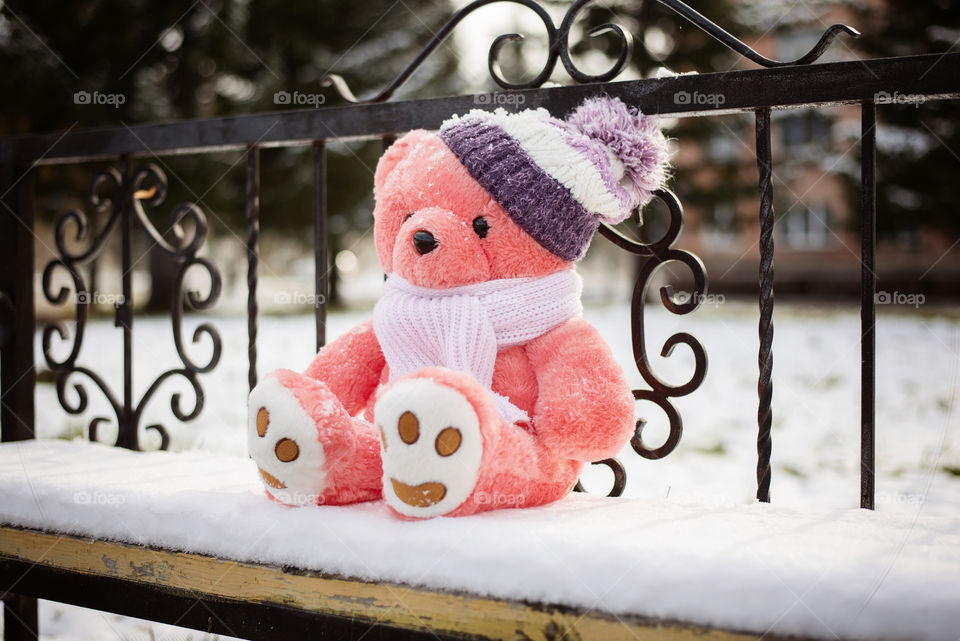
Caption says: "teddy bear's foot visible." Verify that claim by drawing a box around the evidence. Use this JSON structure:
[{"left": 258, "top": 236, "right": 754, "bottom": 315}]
[
  {"left": 248, "top": 370, "right": 382, "bottom": 507},
  {"left": 374, "top": 370, "right": 491, "bottom": 518}
]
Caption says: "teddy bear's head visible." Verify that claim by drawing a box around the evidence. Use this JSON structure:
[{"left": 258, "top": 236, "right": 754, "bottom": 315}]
[{"left": 372, "top": 97, "right": 670, "bottom": 289}]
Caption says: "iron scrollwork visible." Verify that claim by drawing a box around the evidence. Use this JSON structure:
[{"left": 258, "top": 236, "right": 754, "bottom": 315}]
[
  {"left": 42, "top": 163, "right": 221, "bottom": 451},
  {"left": 600, "top": 188, "right": 707, "bottom": 460},
  {"left": 572, "top": 191, "right": 706, "bottom": 498},
  {"left": 322, "top": 0, "right": 858, "bottom": 104},
  {"left": 572, "top": 190, "right": 706, "bottom": 498}
]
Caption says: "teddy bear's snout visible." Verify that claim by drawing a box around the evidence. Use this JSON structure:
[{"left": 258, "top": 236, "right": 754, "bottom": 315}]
[
  {"left": 392, "top": 207, "right": 491, "bottom": 286},
  {"left": 412, "top": 230, "right": 438, "bottom": 255}
]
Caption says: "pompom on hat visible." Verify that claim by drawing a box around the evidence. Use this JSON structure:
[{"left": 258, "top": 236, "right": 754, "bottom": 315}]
[{"left": 439, "top": 96, "right": 670, "bottom": 262}]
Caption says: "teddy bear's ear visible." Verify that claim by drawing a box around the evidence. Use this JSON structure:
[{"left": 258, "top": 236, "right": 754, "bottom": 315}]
[{"left": 374, "top": 130, "right": 435, "bottom": 198}]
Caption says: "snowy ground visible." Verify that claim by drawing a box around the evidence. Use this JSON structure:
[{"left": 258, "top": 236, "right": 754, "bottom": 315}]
[{"left": 11, "top": 298, "right": 960, "bottom": 639}]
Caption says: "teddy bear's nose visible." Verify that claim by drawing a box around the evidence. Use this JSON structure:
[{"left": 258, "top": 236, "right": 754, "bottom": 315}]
[{"left": 413, "top": 230, "right": 438, "bottom": 255}]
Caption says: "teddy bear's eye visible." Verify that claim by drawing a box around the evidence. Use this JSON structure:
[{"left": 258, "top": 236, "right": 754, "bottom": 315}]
[
  {"left": 403, "top": 213, "right": 414, "bottom": 223},
  {"left": 472, "top": 216, "right": 489, "bottom": 239}
]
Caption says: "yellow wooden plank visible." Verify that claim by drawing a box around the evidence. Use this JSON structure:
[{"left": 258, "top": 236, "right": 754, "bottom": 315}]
[{"left": 0, "top": 525, "right": 761, "bottom": 641}]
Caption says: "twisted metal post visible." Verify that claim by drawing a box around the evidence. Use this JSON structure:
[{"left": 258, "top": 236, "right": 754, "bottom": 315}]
[
  {"left": 246, "top": 146, "right": 260, "bottom": 393},
  {"left": 755, "top": 109, "right": 774, "bottom": 503},
  {"left": 860, "top": 102, "right": 877, "bottom": 510}
]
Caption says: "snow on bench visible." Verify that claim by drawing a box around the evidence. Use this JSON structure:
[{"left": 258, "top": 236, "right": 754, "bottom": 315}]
[{"left": 1, "top": 439, "right": 957, "bottom": 641}]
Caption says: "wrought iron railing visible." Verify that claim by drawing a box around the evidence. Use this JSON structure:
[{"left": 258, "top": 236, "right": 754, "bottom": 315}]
[
  {"left": 39, "top": 162, "right": 221, "bottom": 451},
  {"left": 2, "top": 0, "right": 959, "bottom": 512}
]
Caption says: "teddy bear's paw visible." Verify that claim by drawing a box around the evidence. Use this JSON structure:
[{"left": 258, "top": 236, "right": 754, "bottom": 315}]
[
  {"left": 248, "top": 374, "right": 329, "bottom": 506},
  {"left": 375, "top": 376, "right": 485, "bottom": 518}
]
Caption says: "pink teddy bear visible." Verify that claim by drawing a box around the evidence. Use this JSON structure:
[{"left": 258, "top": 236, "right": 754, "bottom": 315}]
[{"left": 248, "top": 96, "right": 670, "bottom": 518}]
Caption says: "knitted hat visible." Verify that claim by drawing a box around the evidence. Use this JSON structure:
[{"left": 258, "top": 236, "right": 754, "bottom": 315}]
[{"left": 438, "top": 96, "right": 670, "bottom": 262}]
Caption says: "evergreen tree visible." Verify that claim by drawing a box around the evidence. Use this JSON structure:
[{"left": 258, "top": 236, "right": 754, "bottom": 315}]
[
  {"left": 857, "top": 0, "right": 960, "bottom": 240},
  {"left": 0, "top": 0, "right": 460, "bottom": 308}
]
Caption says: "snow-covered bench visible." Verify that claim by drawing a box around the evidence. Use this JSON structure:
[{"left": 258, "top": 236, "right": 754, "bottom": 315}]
[
  {"left": 4, "top": 1, "right": 960, "bottom": 638},
  {"left": 2, "top": 439, "right": 958, "bottom": 641}
]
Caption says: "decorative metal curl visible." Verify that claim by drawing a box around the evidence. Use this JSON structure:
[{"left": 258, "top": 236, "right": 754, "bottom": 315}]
[
  {"left": 321, "top": 0, "right": 858, "bottom": 104},
  {"left": 41, "top": 261, "right": 88, "bottom": 370},
  {"left": 558, "top": 0, "right": 633, "bottom": 84},
  {"left": 598, "top": 189, "right": 708, "bottom": 461},
  {"left": 573, "top": 458, "right": 627, "bottom": 497},
  {"left": 53, "top": 169, "right": 123, "bottom": 263},
  {"left": 41, "top": 163, "right": 221, "bottom": 451},
  {"left": 323, "top": 0, "right": 558, "bottom": 102},
  {"left": 172, "top": 256, "right": 222, "bottom": 374},
  {"left": 658, "top": 0, "right": 859, "bottom": 68}
]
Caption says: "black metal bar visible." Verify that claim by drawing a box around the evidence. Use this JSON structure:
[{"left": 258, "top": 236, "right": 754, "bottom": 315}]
[
  {"left": 0, "top": 148, "right": 39, "bottom": 641},
  {"left": 117, "top": 156, "right": 136, "bottom": 450},
  {"left": 378, "top": 135, "right": 395, "bottom": 292},
  {"left": 860, "top": 102, "right": 877, "bottom": 510},
  {"left": 2, "top": 593, "right": 38, "bottom": 641},
  {"left": 246, "top": 146, "right": 260, "bottom": 392},
  {"left": 755, "top": 109, "right": 775, "bottom": 503},
  {"left": 0, "top": 151, "right": 36, "bottom": 444},
  {"left": 8, "top": 53, "right": 960, "bottom": 165},
  {"left": 313, "top": 141, "right": 327, "bottom": 352}
]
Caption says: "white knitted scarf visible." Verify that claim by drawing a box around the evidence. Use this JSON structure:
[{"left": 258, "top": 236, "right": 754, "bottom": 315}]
[{"left": 372, "top": 270, "right": 583, "bottom": 424}]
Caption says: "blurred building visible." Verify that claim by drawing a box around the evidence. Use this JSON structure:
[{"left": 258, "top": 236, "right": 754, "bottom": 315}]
[{"left": 666, "top": 0, "right": 959, "bottom": 300}]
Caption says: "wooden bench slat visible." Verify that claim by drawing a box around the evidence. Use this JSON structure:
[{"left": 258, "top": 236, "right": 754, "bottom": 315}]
[{"left": 0, "top": 525, "right": 762, "bottom": 641}]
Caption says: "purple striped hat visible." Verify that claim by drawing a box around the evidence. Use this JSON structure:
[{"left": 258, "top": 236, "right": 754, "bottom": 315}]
[{"left": 439, "top": 96, "right": 670, "bottom": 262}]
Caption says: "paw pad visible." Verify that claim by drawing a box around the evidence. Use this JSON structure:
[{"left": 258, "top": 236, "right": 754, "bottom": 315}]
[
  {"left": 248, "top": 377, "right": 329, "bottom": 506},
  {"left": 374, "top": 377, "right": 484, "bottom": 518},
  {"left": 398, "top": 411, "right": 419, "bottom": 444},
  {"left": 255, "top": 407, "right": 301, "bottom": 463},
  {"left": 256, "top": 407, "right": 269, "bottom": 437},
  {"left": 275, "top": 438, "right": 300, "bottom": 462},
  {"left": 435, "top": 427, "right": 461, "bottom": 456},
  {"left": 390, "top": 479, "right": 447, "bottom": 507},
  {"left": 258, "top": 467, "right": 285, "bottom": 489}
]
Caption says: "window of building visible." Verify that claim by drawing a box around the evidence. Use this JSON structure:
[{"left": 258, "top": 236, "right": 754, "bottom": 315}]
[
  {"left": 780, "top": 112, "right": 833, "bottom": 150},
  {"left": 702, "top": 202, "right": 738, "bottom": 250},
  {"left": 780, "top": 204, "right": 833, "bottom": 249}
]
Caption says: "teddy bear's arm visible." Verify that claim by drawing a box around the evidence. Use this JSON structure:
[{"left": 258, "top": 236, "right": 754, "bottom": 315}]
[
  {"left": 524, "top": 318, "right": 636, "bottom": 462},
  {"left": 303, "top": 319, "right": 386, "bottom": 416}
]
